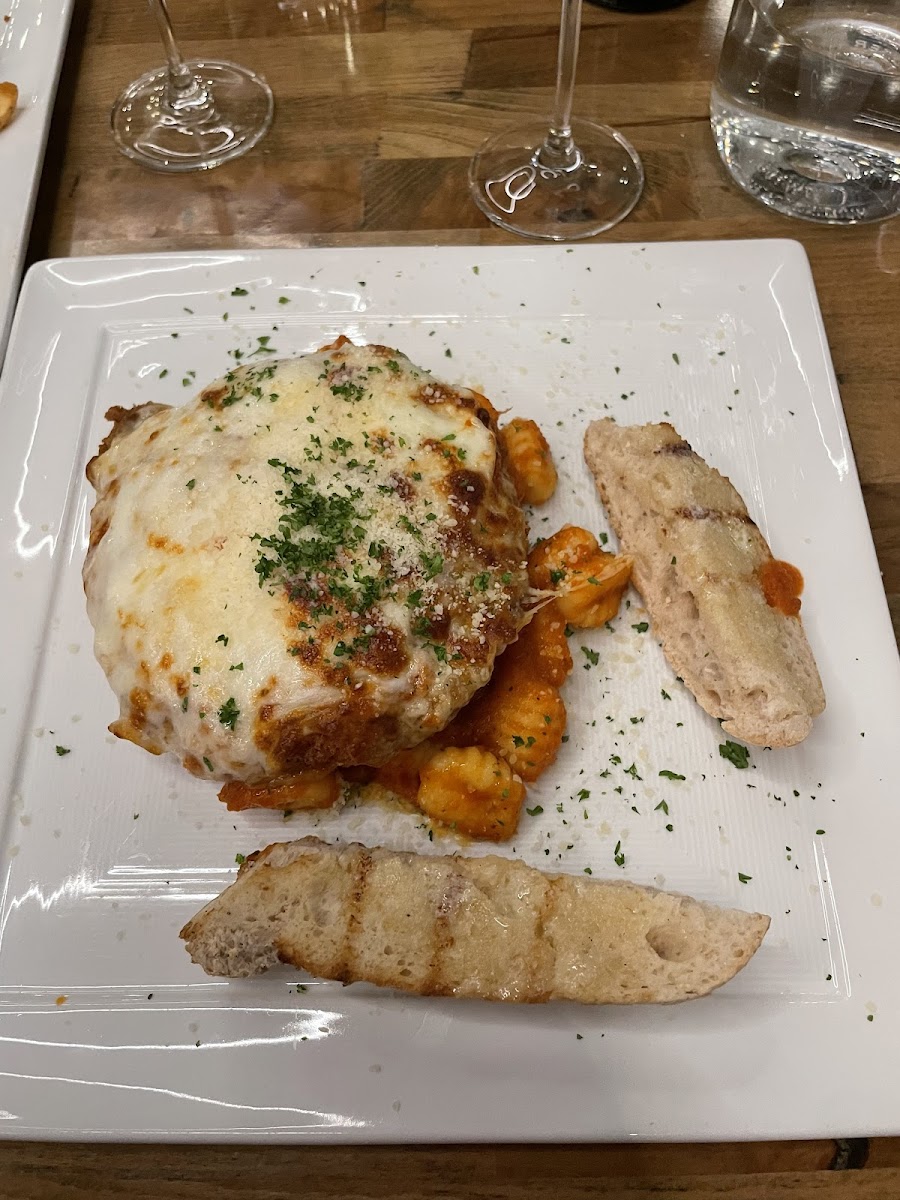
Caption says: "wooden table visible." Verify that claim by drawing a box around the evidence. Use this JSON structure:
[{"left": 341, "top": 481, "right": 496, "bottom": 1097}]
[{"left": 6, "top": 0, "right": 899, "bottom": 1194}]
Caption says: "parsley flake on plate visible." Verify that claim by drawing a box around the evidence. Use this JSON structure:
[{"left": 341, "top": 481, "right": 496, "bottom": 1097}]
[{"left": 719, "top": 740, "right": 751, "bottom": 769}]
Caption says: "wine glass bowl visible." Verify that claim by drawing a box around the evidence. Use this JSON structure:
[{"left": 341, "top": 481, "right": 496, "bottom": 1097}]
[
  {"left": 111, "top": 3, "right": 273, "bottom": 173},
  {"left": 469, "top": 116, "right": 644, "bottom": 241}
]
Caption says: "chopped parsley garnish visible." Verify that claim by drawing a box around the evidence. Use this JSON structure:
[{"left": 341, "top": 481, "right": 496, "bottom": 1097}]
[
  {"left": 613, "top": 841, "right": 625, "bottom": 867},
  {"left": 55, "top": 745, "right": 71, "bottom": 757},
  {"left": 385, "top": 359, "right": 401, "bottom": 374},
  {"left": 218, "top": 698, "right": 240, "bottom": 730},
  {"left": 253, "top": 459, "right": 380, "bottom": 610},
  {"left": 525, "top": 805, "right": 543, "bottom": 817},
  {"left": 737, "top": 872, "right": 752, "bottom": 884},
  {"left": 661, "top": 688, "right": 671, "bottom": 700},
  {"left": 278, "top": 296, "right": 290, "bottom": 305},
  {"left": 181, "top": 696, "right": 189, "bottom": 712},
  {"left": 419, "top": 551, "right": 444, "bottom": 580},
  {"left": 215, "top": 634, "right": 229, "bottom": 647},
  {"left": 330, "top": 380, "right": 365, "bottom": 402},
  {"left": 654, "top": 800, "right": 669, "bottom": 815},
  {"left": 186, "top": 478, "right": 196, "bottom": 490},
  {"left": 719, "top": 740, "right": 750, "bottom": 769},
  {"left": 472, "top": 571, "right": 490, "bottom": 592},
  {"left": 632, "top": 621, "right": 649, "bottom": 633},
  {"left": 658, "top": 770, "right": 685, "bottom": 781},
  {"left": 235, "top": 853, "right": 246, "bottom": 864},
  {"left": 231, "top": 286, "right": 248, "bottom": 296},
  {"left": 672, "top": 352, "right": 680, "bottom": 365},
  {"left": 229, "top": 662, "right": 244, "bottom": 671},
  {"left": 203, "top": 756, "right": 214, "bottom": 771},
  {"left": 581, "top": 646, "right": 599, "bottom": 667}
]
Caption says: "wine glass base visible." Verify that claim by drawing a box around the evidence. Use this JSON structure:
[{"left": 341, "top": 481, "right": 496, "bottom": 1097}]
[
  {"left": 469, "top": 117, "right": 644, "bottom": 240},
  {"left": 112, "top": 60, "right": 274, "bottom": 173}
]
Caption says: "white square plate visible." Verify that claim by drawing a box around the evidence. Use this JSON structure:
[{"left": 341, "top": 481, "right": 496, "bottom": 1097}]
[
  {"left": 0, "top": 0, "right": 73, "bottom": 363},
  {"left": 1, "top": 242, "right": 899, "bottom": 1142}
]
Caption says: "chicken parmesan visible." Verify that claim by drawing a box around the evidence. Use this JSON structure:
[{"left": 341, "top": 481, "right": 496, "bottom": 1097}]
[{"left": 84, "top": 341, "right": 530, "bottom": 793}]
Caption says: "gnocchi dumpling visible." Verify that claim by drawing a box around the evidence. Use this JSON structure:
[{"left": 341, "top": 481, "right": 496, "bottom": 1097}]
[
  {"left": 500, "top": 418, "right": 558, "bottom": 506},
  {"left": 528, "top": 525, "right": 633, "bottom": 629},
  {"left": 416, "top": 746, "right": 525, "bottom": 841}
]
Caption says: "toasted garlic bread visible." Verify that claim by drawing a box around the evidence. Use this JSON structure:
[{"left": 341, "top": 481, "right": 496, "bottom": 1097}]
[
  {"left": 583, "top": 419, "right": 825, "bottom": 748},
  {"left": 181, "top": 838, "right": 769, "bottom": 1004}
]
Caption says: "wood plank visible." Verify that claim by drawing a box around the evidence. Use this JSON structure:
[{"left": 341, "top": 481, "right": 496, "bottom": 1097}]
[
  {"left": 91, "top": 0, "right": 388, "bottom": 40},
  {"left": 464, "top": 18, "right": 726, "bottom": 89},
  {"left": 0, "top": 1140, "right": 855, "bottom": 1200},
  {"left": 76, "top": 30, "right": 473, "bottom": 104}
]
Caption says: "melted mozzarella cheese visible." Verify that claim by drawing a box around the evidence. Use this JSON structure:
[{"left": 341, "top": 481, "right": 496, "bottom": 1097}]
[{"left": 84, "top": 343, "right": 529, "bottom": 784}]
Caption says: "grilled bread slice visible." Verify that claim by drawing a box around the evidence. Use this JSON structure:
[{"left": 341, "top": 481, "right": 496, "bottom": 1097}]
[
  {"left": 583, "top": 419, "right": 825, "bottom": 748},
  {"left": 181, "top": 838, "right": 769, "bottom": 1004}
]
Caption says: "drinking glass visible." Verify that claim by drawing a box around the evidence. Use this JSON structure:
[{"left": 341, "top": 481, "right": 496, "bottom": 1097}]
[
  {"left": 469, "top": 0, "right": 644, "bottom": 240},
  {"left": 711, "top": 0, "right": 900, "bottom": 224},
  {"left": 112, "top": 0, "right": 274, "bottom": 173}
]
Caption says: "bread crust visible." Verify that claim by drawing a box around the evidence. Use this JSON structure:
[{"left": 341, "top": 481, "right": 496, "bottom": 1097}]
[
  {"left": 583, "top": 419, "right": 825, "bottom": 748},
  {"left": 181, "top": 837, "right": 770, "bottom": 1004}
]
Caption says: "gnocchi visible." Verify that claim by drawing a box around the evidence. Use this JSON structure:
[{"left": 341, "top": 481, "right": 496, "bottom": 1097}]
[
  {"left": 528, "top": 525, "right": 633, "bottom": 629},
  {"left": 416, "top": 746, "right": 525, "bottom": 841},
  {"left": 500, "top": 418, "right": 558, "bottom": 505},
  {"left": 497, "top": 599, "right": 572, "bottom": 688}
]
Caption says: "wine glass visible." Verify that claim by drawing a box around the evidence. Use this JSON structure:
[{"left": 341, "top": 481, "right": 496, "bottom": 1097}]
[
  {"left": 469, "top": 0, "right": 644, "bottom": 240},
  {"left": 111, "top": 0, "right": 274, "bottom": 173}
]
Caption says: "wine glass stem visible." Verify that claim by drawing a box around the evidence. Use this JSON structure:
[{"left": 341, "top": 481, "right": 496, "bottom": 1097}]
[
  {"left": 149, "top": 0, "right": 212, "bottom": 116},
  {"left": 540, "top": 0, "right": 583, "bottom": 171}
]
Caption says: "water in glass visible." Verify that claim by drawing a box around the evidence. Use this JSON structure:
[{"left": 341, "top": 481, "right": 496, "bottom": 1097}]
[{"left": 711, "top": 0, "right": 900, "bottom": 223}]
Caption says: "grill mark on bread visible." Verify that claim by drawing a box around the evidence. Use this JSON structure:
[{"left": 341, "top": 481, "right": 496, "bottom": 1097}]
[
  {"left": 340, "top": 846, "right": 374, "bottom": 983},
  {"left": 527, "top": 875, "right": 560, "bottom": 1003},
  {"left": 676, "top": 505, "right": 755, "bottom": 524},
  {"left": 422, "top": 871, "right": 459, "bottom": 996}
]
